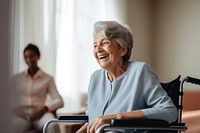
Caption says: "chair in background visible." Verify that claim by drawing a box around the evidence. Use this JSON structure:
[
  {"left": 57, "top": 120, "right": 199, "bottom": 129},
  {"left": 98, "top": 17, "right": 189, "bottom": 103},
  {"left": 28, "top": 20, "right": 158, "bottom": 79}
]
[{"left": 182, "top": 77, "right": 200, "bottom": 133}]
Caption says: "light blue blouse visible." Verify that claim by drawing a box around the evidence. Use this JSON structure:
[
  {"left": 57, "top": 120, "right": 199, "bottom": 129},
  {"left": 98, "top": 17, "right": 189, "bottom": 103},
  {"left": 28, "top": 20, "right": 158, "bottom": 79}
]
[{"left": 87, "top": 61, "right": 178, "bottom": 125}]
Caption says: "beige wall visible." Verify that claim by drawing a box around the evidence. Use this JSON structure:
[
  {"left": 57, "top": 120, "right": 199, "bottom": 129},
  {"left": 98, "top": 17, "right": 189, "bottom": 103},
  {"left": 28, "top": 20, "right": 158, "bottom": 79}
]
[
  {"left": 126, "top": 0, "right": 153, "bottom": 64},
  {"left": 125, "top": 0, "right": 200, "bottom": 87},
  {"left": 152, "top": 0, "right": 200, "bottom": 83}
]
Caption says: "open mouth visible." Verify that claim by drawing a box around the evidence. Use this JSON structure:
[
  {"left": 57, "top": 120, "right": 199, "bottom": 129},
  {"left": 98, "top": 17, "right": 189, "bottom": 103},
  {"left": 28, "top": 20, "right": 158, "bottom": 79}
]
[{"left": 99, "top": 55, "right": 109, "bottom": 60}]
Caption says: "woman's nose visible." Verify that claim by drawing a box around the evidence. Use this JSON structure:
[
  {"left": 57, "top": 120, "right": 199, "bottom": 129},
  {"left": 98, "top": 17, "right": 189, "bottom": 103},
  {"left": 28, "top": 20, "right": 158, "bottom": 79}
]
[{"left": 95, "top": 45, "right": 103, "bottom": 52}]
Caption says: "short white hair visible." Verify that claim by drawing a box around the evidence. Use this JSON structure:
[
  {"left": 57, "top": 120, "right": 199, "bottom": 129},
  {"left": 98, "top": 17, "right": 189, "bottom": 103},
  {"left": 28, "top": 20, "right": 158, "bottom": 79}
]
[{"left": 93, "top": 21, "right": 134, "bottom": 61}]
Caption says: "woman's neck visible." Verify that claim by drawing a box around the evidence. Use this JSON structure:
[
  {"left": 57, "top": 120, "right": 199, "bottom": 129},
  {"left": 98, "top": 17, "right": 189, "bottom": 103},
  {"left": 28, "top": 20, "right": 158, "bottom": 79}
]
[
  {"left": 28, "top": 66, "right": 39, "bottom": 77},
  {"left": 107, "top": 61, "right": 128, "bottom": 82}
]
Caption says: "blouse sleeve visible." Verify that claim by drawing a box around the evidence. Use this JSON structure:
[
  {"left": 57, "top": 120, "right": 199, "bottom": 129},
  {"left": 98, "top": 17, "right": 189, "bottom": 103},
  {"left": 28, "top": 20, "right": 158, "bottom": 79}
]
[
  {"left": 140, "top": 64, "right": 178, "bottom": 123},
  {"left": 46, "top": 77, "right": 64, "bottom": 112}
]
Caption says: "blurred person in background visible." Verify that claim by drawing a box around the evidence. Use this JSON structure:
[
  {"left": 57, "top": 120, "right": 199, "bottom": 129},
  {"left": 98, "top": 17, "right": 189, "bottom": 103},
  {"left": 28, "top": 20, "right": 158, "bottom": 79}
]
[{"left": 10, "top": 43, "right": 64, "bottom": 133}]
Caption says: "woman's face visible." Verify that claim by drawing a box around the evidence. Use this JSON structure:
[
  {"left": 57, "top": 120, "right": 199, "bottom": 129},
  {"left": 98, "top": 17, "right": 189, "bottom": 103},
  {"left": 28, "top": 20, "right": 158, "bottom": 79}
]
[
  {"left": 24, "top": 50, "right": 39, "bottom": 68},
  {"left": 93, "top": 32, "right": 126, "bottom": 70}
]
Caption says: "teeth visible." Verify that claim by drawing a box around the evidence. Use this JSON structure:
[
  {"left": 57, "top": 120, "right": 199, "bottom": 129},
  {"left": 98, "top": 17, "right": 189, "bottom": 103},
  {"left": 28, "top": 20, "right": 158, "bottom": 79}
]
[
  {"left": 100, "top": 57, "right": 106, "bottom": 59},
  {"left": 99, "top": 55, "right": 108, "bottom": 59}
]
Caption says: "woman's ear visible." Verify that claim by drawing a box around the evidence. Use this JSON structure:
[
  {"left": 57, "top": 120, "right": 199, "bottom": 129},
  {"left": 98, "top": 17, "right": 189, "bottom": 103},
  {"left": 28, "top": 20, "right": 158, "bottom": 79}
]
[{"left": 120, "top": 47, "right": 127, "bottom": 56}]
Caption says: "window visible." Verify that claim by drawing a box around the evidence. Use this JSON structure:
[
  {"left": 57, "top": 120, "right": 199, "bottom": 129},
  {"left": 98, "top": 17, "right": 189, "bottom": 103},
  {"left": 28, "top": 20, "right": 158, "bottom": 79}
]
[{"left": 11, "top": 0, "right": 124, "bottom": 114}]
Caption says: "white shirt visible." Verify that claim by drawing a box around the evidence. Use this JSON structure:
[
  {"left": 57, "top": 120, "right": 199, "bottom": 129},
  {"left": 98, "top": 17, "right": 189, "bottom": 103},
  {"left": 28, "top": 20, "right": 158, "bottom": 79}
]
[{"left": 11, "top": 69, "right": 64, "bottom": 115}]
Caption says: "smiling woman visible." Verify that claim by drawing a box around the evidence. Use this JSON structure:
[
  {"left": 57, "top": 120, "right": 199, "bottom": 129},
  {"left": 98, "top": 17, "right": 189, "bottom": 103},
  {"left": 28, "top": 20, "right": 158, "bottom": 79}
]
[
  {"left": 93, "top": 21, "right": 133, "bottom": 81},
  {"left": 76, "top": 21, "right": 178, "bottom": 133},
  {"left": 93, "top": 35, "right": 128, "bottom": 81}
]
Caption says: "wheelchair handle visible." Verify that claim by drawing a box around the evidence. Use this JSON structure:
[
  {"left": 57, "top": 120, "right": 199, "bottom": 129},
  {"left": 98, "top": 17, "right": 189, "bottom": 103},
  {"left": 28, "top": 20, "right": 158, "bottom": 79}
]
[{"left": 186, "top": 76, "right": 200, "bottom": 85}]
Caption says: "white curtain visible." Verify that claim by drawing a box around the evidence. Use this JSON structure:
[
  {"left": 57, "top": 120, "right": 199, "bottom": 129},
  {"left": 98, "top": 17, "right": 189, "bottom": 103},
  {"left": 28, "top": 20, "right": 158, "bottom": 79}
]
[
  {"left": 11, "top": 0, "right": 58, "bottom": 76},
  {"left": 11, "top": 0, "right": 125, "bottom": 114}
]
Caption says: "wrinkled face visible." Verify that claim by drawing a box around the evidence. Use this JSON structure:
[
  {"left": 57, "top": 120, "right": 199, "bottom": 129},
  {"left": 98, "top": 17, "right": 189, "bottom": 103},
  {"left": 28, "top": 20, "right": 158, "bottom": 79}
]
[
  {"left": 24, "top": 50, "right": 39, "bottom": 68},
  {"left": 93, "top": 32, "right": 126, "bottom": 70}
]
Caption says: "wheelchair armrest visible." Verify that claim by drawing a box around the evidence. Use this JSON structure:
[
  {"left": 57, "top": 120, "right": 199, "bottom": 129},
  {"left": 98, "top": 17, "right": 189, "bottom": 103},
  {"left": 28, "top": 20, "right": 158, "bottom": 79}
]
[
  {"left": 43, "top": 115, "right": 88, "bottom": 133},
  {"left": 111, "top": 119, "right": 169, "bottom": 127},
  {"left": 96, "top": 119, "right": 187, "bottom": 133},
  {"left": 58, "top": 115, "right": 88, "bottom": 121}
]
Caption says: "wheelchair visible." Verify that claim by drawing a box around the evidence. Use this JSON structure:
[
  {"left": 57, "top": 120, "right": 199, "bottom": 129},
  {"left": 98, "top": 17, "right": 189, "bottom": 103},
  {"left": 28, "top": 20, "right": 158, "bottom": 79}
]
[{"left": 43, "top": 76, "right": 200, "bottom": 133}]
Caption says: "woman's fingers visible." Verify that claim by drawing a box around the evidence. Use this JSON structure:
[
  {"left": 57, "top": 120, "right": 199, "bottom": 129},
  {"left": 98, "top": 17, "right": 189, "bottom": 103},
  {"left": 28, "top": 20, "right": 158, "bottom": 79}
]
[
  {"left": 87, "top": 119, "right": 98, "bottom": 133},
  {"left": 87, "top": 116, "right": 110, "bottom": 133}
]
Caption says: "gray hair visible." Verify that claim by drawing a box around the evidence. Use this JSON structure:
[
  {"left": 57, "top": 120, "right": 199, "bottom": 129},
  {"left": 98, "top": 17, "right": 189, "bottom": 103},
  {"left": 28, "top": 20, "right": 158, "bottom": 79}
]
[{"left": 93, "top": 21, "right": 134, "bottom": 61}]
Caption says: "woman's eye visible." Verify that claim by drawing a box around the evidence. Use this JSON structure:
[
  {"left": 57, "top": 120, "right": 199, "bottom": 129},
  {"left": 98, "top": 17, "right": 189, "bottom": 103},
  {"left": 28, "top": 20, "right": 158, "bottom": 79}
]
[{"left": 102, "top": 41, "right": 109, "bottom": 45}]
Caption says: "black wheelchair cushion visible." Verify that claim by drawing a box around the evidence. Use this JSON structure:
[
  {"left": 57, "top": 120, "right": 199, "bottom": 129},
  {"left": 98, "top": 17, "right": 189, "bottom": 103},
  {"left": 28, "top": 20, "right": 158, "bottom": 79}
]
[{"left": 160, "top": 75, "right": 181, "bottom": 108}]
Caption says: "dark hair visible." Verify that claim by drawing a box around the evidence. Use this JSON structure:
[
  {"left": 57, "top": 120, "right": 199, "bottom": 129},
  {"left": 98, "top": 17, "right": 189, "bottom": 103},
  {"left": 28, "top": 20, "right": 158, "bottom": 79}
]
[{"left": 23, "top": 43, "right": 40, "bottom": 58}]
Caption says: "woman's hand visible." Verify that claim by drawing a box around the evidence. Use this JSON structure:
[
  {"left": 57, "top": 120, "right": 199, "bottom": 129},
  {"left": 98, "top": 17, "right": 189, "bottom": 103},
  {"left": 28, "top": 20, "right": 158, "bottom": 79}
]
[
  {"left": 29, "top": 106, "right": 48, "bottom": 121},
  {"left": 12, "top": 105, "right": 49, "bottom": 121},
  {"left": 86, "top": 110, "right": 145, "bottom": 133},
  {"left": 87, "top": 114, "right": 118, "bottom": 133}
]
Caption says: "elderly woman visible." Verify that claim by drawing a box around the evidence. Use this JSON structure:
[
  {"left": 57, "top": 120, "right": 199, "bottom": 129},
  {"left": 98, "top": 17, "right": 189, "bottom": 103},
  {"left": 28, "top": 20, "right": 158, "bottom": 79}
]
[{"left": 78, "top": 21, "right": 178, "bottom": 133}]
